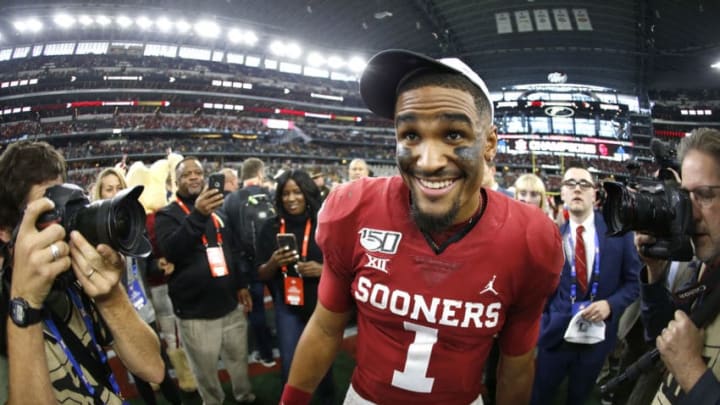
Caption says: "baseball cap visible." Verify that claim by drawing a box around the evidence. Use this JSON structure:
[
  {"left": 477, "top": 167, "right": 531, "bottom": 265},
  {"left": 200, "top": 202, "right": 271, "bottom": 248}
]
[
  {"left": 359, "top": 49, "right": 493, "bottom": 120},
  {"left": 563, "top": 311, "right": 606, "bottom": 344}
]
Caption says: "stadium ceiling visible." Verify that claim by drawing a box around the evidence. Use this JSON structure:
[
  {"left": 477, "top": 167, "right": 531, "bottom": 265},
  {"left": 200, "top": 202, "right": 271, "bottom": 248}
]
[{"left": 1, "top": 0, "right": 719, "bottom": 96}]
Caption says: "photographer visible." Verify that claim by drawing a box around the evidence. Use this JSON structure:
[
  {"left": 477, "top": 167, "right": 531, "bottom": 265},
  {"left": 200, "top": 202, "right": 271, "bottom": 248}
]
[
  {"left": 638, "top": 128, "right": 720, "bottom": 404},
  {"left": 0, "top": 141, "right": 163, "bottom": 403}
]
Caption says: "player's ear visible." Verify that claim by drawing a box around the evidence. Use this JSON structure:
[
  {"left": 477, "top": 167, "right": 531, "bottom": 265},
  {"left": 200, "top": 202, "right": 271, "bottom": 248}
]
[{"left": 484, "top": 126, "right": 497, "bottom": 162}]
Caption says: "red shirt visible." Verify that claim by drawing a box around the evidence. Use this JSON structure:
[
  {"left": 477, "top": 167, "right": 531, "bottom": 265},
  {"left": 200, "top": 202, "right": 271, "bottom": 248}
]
[{"left": 317, "top": 176, "right": 563, "bottom": 404}]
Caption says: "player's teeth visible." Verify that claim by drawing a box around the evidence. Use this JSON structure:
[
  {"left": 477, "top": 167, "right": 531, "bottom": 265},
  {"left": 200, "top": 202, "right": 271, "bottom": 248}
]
[{"left": 418, "top": 179, "right": 453, "bottom": 189}]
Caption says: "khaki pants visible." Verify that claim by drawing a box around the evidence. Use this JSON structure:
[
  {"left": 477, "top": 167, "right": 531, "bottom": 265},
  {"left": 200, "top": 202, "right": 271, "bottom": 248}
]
[{"left": 179, "top": 306, "right": 252, "bottom": 405}]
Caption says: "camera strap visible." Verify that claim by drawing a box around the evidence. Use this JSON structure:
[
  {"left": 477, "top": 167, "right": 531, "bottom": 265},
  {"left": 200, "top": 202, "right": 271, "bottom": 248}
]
[
  {"left": 673, "top": 262, "right": 720, "bottom": 305},
  {"left": 44, "top": 288, "right": 126, "bottom": 404}
]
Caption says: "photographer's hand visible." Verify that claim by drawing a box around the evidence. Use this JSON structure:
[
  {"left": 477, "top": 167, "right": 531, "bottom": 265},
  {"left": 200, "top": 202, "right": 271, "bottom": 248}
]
[
  {"left": 7, "top": 198, "right": 68, "bottom": 405},
  {"left": 10, "top": 198, "right": 71, "bottom": 308},
  {"left": 195, "top": 187, "right": 224, "bottom": 216},
  {"left": 657, "top": 310, "right": 707, "bottom": 393},
  {"left": 634, "top": 232, "right": 670, "bottom": 284},
  {"left": 69, "top": 231, "right": 164, "bottom": 384},
  {"left": 69, "top": 230, "right": 125, "bottom": 299}
]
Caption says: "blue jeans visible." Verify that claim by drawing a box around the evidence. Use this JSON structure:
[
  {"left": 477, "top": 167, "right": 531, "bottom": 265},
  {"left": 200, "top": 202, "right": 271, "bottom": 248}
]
[
  {"left": 248, "top": 280, "right": 275, "bottom": 360},
  {"left": 272, "top": 282, "right": 335, "bottom": 405}
]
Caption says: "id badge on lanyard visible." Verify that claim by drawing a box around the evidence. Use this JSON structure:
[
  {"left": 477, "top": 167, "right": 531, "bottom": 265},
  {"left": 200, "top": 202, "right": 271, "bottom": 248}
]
[
  {"left": 280, "top": 217, "right": 311, "bottom": 306},
  {"left": 572, "top": 300, "right": 590, "bottom": 316},
  {"left": 284, "top": 275, "right": 304, "bottom": 306},
  {"left": 175, "top": 199, "right": 230, "bottom": 278},
  {"left": 127, "top": 260, "right": 149, "bottom": 310},
  {"left": 206, "top": 246, "right": 229, "bottom": 278}
]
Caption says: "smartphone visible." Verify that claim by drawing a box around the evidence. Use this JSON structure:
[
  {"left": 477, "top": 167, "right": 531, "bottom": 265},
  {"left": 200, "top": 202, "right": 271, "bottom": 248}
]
[
  {"left": 276, "top": 233, "right": 298, "bottom": 252},
  {"left": 208, "top": 172, "right": 225, "bottom": 194}
]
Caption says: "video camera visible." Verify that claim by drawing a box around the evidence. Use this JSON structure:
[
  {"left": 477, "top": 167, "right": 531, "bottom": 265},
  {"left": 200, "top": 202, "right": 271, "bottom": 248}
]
[{"left": 602, "top": 139, "right": 694, "bottom": 260}]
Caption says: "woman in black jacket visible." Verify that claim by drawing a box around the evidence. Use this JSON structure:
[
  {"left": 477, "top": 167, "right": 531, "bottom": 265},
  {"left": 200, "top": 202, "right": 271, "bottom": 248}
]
[{"left": 255, "top": 169, "right": 335, "bottom": 404}]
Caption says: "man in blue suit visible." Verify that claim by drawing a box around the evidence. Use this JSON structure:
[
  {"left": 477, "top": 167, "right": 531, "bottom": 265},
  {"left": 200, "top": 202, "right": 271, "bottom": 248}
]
[{"left": 531, "top": 163, "right": 641, "bottom": 405}]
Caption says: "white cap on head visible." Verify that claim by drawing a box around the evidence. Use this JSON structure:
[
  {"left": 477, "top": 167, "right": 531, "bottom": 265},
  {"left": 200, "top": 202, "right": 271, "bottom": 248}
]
[
  {"left": 563, "top": 311, "right": 606, "bottom": 344},
  {"left": 359, "top": 49, "right": 493, "bottom": 120}
]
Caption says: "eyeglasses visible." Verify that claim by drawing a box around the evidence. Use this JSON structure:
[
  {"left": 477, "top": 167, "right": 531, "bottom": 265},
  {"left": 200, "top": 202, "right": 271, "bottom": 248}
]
[
  {"left": 684, "top": 185, "right": 720, "bottom": 207},
  {"left": 561, "top": 179, "right": 596, "bottom": 190}
]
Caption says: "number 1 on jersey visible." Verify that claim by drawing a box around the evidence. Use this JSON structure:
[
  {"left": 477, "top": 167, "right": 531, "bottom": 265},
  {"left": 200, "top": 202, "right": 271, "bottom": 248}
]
[{"left": 391, "top": 321, "right": 438, "bottom": 393}]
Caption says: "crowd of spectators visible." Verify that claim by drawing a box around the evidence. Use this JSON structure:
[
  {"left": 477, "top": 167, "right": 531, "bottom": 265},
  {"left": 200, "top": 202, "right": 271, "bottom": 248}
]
[
  {"left": 52, "top": 137, "right": 650, "bottom": 191},
  {"left": 648, "top": 88, "right": 720, "bottom": 106},
  {"left": 1, "top": 114, "right": 396, "bottom": 142},
  {"left": 1, "top": 111, "right": 654, "bottom": 192},
  {"left": 0, "top": 53, "right": 662, "bottom": 201},
  {"left": 0, "top": 71, "right": 368, "bottom": 109},
  {"left": 303, "top": 124, "right": 394, "bottom": 145},
  {"left": 57, "top": 136, "right": 394, "bottom": 161},
  {"left": 2, "top": 115, "right": 280, "bottom": 139},
  {"left": 0, "top": 54, "right": 366, "bottom": 107}
]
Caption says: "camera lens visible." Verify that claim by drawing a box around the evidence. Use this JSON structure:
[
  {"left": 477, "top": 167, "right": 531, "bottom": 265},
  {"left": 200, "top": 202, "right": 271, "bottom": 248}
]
[
  {"left": 603, "top": 181, "right": 675, "bottom": 236},
  {"left": 113, "top": 209, "right": 129, "bottom": 239},
  {"left": 72, "top": 186, "right": 151, "bottom": 257},
  {"left": 107, "top": 196, "right": 145, "bottom": 253},
  {"left": 111, "top": 202, "right": 131, "bottom": 241}
]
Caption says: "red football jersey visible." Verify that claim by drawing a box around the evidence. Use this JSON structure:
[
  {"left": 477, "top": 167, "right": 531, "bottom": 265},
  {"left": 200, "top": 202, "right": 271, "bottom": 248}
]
[{"left": 317, "top": 176, "right": 563, "bottom": 404}]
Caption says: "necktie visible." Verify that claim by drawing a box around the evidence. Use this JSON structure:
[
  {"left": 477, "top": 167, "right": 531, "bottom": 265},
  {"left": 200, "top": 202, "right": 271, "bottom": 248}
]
[{"left": 575, "top": 225, "right": 588, "bottom": 295}]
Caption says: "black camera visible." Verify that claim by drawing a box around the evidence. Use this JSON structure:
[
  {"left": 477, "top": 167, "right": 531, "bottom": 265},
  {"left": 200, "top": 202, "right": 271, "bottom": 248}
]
[
  {"left": 37, "top": 183, "right": 152, "bottom": 258},
  {"left": 602, "top": 140, "right": 694, "bottom": 260}
]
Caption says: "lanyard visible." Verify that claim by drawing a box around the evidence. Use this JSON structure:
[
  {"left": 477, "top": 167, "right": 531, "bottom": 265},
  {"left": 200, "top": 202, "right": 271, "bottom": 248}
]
[
  {"left": 279, "top": 217, "right": 311, "bottom": 275},
  {"left": 176, "top": 198, "right": 223, "bottom": 247},
  {"left": 121, "top": 258, "right": 137, "bottom": 288},
  {"left": 44, "top": 288, "right": 126, "bottom": 404},
  {"left": 567, "top": 228, "right": 601, "bottom": 303},
  {"left": 130, "top": 258, "right": 139, "bottom": 280},
  {"left": 674, "top": 262, "right": 720, "bottom": 305}
]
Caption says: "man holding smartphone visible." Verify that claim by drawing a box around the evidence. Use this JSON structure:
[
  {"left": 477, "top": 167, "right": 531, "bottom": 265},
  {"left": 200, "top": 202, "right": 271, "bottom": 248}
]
[
  {"left": 208, "top": 172, "right": 226, "bottom": 195},
  {"left": 155, "top": 157, "right": 255, "bottom": 405}
]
